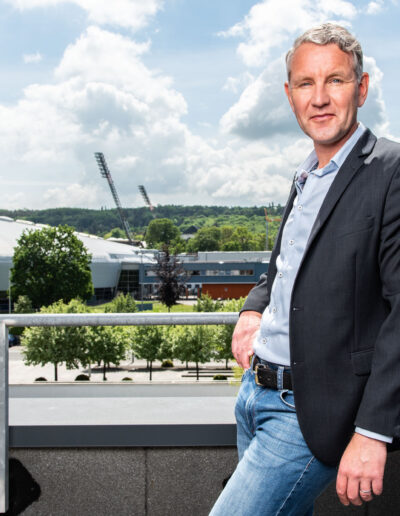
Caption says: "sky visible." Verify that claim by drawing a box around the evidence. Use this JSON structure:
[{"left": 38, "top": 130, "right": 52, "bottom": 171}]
[{"left": 0, "top": 0, "right": 399, "bottom": 210}]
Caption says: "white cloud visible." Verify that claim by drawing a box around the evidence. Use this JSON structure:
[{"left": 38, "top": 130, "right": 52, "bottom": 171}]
[
  {"left": 5, "top": 0, "right": 163, "bottom": 31},
  {"left": 222, "top": 72, "right": 255, "bottom": 94},
  {"left": 3, "top": 1, "right": 390, "bottom": 211},
  {"left": 360, "top": 56, "right": 389, "bottom": 135},
  {"left": 219, "top": 0, "right": 357, "bottom": 67},
  {"left": 3, "top": 25, "right": 301, "bottom": 208},
  {"left": 23, "top": 52, "right": 43, "bottom": 63},
  {"left": 43, "top": 183, "right": 100, "bottom": 207},
  {"left": 366, "top": 0, "right": 384, "bottom": 14},
  {"left": 220, "top": 56, "right": 294, "bottom": 139}
]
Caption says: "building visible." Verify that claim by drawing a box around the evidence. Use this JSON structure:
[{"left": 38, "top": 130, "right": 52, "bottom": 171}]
[
  {"left": 0, "top": 217, "right": 270, "bottom": 308},
  {"left": 0, "top": 217, "right": 155, "bottom": 310},
  {"left": 143, "top": 251, "right": 270, "bottom": 300}
]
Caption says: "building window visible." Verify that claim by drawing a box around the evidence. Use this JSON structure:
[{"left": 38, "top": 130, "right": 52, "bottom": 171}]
[
  {"left": 94, "top": 288, "right": 114, "bottom": 302},
  {"left": 117, "top": 270, "right": 140, "bottom": 296},
  {"left": 230, "top": 269, "right": 254, "bottom": 276}
]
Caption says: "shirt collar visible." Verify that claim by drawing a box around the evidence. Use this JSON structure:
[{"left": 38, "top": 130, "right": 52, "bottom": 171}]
[{"left": 295, "top": 122, "right": 367, "bottom": 180}]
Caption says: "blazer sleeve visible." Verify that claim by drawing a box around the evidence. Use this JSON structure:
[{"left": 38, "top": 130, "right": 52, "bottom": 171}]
[
  {"left": 354, "top": 163, "right": 400, "bottom": 438},
  {"left": 239, "top": 271, "right": 270, "bottom": 315}
]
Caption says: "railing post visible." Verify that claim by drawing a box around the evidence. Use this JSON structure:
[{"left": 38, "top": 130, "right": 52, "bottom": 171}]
[{"left": 0, "top": 322, "right": 8, "bottom": 513}]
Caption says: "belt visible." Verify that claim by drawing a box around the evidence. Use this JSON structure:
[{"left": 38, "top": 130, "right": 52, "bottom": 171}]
[{"left": 252, "top": 355, "right": 293, "bottom": 390}]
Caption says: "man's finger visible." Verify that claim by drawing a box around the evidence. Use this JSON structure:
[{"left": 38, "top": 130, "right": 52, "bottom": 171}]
[
  {"left": 241, "top": 350, "right": 253, "bottom": 370},
  {"left": 372, "top": 477, "right": 384, "bottom": 496},
  {"left": 336, "top": 473, "right": 349, "bottom": 506},
  {"left": 347, "top": 477, "right": 363, "bottom": 506},
  {"left": 359, "top": 482, "right": 373, "bottom": 502}
]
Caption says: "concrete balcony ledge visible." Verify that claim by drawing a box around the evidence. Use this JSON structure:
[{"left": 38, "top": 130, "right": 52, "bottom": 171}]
[
  {"left": 9, "top": 383, "right": 239, "bottom": 448},
  {"left": 7, "top": 383, "right": 400, "bottom": 515}
]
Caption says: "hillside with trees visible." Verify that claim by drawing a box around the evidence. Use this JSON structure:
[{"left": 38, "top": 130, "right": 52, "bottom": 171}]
[{"left": 0, "top": 204, "right": 283, "bottom": 235}]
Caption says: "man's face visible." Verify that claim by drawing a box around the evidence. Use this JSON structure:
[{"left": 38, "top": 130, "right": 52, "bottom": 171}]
[{"left": 284, "top": 42, "right": 369, "bottom": 153}]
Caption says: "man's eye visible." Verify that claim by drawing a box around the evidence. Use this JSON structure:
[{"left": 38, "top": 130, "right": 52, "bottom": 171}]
[
  {"left": 330, "top": 78, "right": 342, "bottom": 84},
  {"left": 299, "top": 82, "right": 312, "bottom": 87}
]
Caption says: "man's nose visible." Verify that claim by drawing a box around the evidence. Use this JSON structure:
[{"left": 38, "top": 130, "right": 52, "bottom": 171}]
[{"left": 311, "top": 83, "right": 330, "bottom": 107}]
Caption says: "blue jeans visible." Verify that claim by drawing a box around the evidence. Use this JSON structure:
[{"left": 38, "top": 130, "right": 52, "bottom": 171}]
[{"left": 209, "top": 362, "right": 338, "bottom": 516}]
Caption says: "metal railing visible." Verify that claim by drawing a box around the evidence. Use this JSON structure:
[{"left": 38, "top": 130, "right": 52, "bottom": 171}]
[{"left": 0, "top": 311, "right": 239, "bottom": 513}]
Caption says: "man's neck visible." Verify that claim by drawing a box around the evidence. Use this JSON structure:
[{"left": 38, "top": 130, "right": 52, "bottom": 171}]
[{"left": 314, "top": 122, "right": 359, "bottom": 169}]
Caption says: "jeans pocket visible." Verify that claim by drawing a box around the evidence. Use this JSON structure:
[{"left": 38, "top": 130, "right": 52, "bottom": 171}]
[
  {"left": 241, "top": 367, "right": 252, "bottom": 382},
  {"left": 279, "top": 389, "right": 296, "bottom": 409}
]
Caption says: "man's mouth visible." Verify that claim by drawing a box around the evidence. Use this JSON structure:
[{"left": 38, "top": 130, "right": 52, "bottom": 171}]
[{"left": 310, "top": 114, "right": 334, "bottom": 121}]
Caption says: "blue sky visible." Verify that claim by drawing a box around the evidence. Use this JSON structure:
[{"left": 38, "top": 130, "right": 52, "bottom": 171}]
[{"left": 0, "top": 0, "right": 399, "bottom": 209}]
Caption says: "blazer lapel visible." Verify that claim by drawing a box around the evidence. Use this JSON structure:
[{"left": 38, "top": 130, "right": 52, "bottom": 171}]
[{"left": 304, "top": 129, "right": 377, "bottom": 255}]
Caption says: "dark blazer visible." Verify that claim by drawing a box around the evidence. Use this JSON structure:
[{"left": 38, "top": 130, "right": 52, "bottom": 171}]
[{"left": 242, "top": 129, "right": 400, "bottom": 466}]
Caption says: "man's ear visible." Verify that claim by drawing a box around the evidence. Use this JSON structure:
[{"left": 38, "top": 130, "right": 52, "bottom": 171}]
[
  {"left": 285, "top": 82, "right": 295, "bottom": 113},
  {"left": 357, "top": 72, "right": 369, "bottom": 108}
]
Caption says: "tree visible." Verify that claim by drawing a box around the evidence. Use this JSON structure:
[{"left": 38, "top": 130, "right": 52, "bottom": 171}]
[
  {"left": 186, "top": 227, "right": 221, "bottom": 252},
  {"left": 21, "top": 299, "right": 89, "bottom": 381},
  {"left": 10, "top": 295, "right": 34, "bottom": 337},
  {"left": 105, "top": 292, "right": 137, "bottom": 313},
  {"left": 103, "top": 227, "right": 126, "bottom": 239},
  {"left": 13, "top": 295, "right": 34, "bottom": 314},
  {"left": 145, "top": 218, "right": 180, "bottom": 249},
  {"left": 11, "top": 225, "right": 94, "bottom": 309},
  {"left": 172, "top": 325, "right": 214, "bottom": 380},
  {"left": 87, "top": 326, "right": 129, "bottom": 381},
  {"left": 153, "top": 246, "right": 186, "bottom": 310},
  {"left": 132, "top": 326, "right": 165, "bottom": 380},
  {"left": 193, "top": 294, "right": 223, "bottom": 313}
]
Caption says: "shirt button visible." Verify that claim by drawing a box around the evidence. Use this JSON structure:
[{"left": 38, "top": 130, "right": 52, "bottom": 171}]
[
  {"left": 298, "top": 205, "right": 303, "bottom": 210},
  {"left": 262, "top": 338, "right": 267, "bottom": 344},
  {"left": 278, "top": 272, "right": 283, "bottom": 278},
  {"left": 289, "top": 239, "right": 294, "bottom": 245},
  {"left": 272, "top": 307, "right": 277, "bottom": 313}
]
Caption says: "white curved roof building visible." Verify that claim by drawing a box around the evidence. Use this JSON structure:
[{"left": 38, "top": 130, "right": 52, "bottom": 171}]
[{"left": 0, "top": 217, "right": 155, "bottom": 306}]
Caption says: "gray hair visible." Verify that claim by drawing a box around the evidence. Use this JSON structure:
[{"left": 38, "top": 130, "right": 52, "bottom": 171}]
[{"left": 286, "top": 23, "right": 363, "bottom": 83}]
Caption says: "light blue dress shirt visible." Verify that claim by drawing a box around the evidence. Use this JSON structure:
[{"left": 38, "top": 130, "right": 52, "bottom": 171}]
[{"left": 253, "top": 122, "right": 392, "bottom": 443}]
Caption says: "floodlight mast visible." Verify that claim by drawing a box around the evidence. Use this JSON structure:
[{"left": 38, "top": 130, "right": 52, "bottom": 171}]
[
  {"left": 138, "top": 185, "right": 154, "bottom": 211},
  {"left": 94, "top": 152, "right": 134, "bottom": 245}
]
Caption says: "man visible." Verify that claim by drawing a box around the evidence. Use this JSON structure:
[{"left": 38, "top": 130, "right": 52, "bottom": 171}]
[{"left": 210, "top": 23, "right": 400, "bottom": 515}]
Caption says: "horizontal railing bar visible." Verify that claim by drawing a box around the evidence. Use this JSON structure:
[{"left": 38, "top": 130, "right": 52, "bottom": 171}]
[{"left": 0, "top": 312, "right": 239, "bottom": 328}]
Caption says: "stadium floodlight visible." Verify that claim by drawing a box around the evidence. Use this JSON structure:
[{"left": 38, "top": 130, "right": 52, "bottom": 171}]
[
  {"left": 138, "top": 185, "right": 154, "bottom": 211},
  {"left": 94, "top": 152, "right": 134, "bottom": 245}
]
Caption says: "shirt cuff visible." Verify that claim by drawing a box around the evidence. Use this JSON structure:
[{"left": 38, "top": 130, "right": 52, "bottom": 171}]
[{"left": 355, "top": 427, "right": 393, "bottom": 443}]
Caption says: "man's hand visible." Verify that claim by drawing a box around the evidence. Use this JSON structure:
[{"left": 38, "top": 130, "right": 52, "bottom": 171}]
[
  {"left": 336, "top": 432, "right": 387, "bottom": 506},
  {"left": 232, "top": 311, "right": 262, "bottom": 369}
]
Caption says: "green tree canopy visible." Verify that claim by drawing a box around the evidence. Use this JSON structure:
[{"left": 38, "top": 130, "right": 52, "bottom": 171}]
[
  {"left": 193, "top": 294, "right": 223, "bottom": 312},
  {"left": 87, "top": 326, "right": 129, "bottom": 381},
  {"left": 103, "top": 227, "right": 126, "bottom": 239},
  {"left": 11, "top": 225, "right": 94, "bottom": 309},
  {"left": 132, "top": 325, "right": 165, "bottom": 380},
  {"left": 21, "top": 299, "right": 90, "bottom": 381},
  {"left": 171, "top": 325, "right": 214, "bottom": 380},
  {"left": 145, "top": 218, "right": 180, "bottom": 248},
  {"left": 104, "top": 292, "right": 137, "bottom": 313},
  {"left": 187, "top": 227, "right": 221, "bottom": 252}
]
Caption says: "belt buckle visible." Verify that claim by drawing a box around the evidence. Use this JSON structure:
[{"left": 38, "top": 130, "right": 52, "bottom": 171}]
[{"left": 254, "top": 363, "right": 264, "bottom": 386}]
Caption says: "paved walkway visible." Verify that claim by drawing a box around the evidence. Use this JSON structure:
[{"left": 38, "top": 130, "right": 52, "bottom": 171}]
[{"left": 9, "top": 347, "right": 237, "bottom": 384}]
